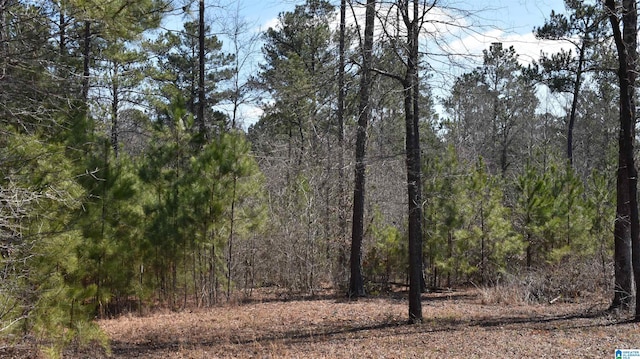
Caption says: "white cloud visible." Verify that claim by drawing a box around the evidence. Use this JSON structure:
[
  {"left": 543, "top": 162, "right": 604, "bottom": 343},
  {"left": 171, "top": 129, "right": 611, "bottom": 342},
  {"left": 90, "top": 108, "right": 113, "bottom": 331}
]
[
  {"left": 506, "top": 32, "right": 573, "bottom": 66},
  {"left": 237, "top": 104, "right": 264, "bottom": 129},
  {"left": 259, "top": 16, "right": 281, "bottom": 32},
  {"left": 419, "top": 8, "right": 575, "bottom": 119},
  {"left": 333, "top": 2, "right": 471, "bottom": 45},
  {"left": 215, "top": 103, "right": 264, "bottom": 129},
  {"left": 443, "top": 28, "right": 572, "bottom": 67},
  {"left": 245, "top": 1, "right": 575, "bottom": 124}
]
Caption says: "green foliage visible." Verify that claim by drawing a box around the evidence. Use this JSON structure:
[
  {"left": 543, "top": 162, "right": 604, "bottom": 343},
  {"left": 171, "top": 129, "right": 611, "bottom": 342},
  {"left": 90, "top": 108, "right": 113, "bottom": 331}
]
[
  {"left": 144, "top": 19, "right": 233, "bottom": 131},
  {"left": 363, "top": 209, "right": 407, "bottom": 290},
  {"left": 423, "top": 150, "right": 610, "bottom": 289},
  {"left": 515, "top": 162, "right": 596, "bottom": 267},
  {"left": 0, "top": 131, "right": 108, "bottom": 355},
  {"left": 0, "top": 0, "right": 624, "bottom": 349},
  {"left": 137, "top": 98, "right": 266, "bottom": 305},
  {"left": 453, "top": 160, "right": 524, "bottom": 283},
  {"left": 67, "top": 0, "right": 167, "bottom": 39},
  {"left": 257, "top": 0, "right": 336, "bottom": 139},
  {"left": 74, "top": 139, "right": 148, "bottom": 316},
  {"left": 533, "top": 1, "right": 607, "bottom": 93},
  {"left": 423, "top": 145, "right": 463, "bottom": 286},
  {"left": 586, "top": 171, "right": 615, "bottom": 257},
  {"left": 0, "top": 0, "right": 270, "bottom": 353},
  {"left": 427, "top": 155, "right": 522, "bottom": 286}
]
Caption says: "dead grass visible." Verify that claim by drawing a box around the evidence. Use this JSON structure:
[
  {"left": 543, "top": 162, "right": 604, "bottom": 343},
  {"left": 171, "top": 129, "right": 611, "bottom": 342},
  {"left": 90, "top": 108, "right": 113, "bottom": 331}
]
[{"left": 81, "top": 289, "right": 639, "bottom": 358}]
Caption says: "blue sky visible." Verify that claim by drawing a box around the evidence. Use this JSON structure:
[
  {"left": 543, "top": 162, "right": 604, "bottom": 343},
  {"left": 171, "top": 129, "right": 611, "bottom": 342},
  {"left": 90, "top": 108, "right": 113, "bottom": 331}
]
[
  {"left": 227, "top": 0, "right": 572, "bottom": 80},
  {"left": 195, "top": 0, "right": 571, "bottom": 126},
  {"left": 480, "top": 0, "right": 567, "bottom": 32},
  {"left": 236, "top": 0, "right": 568, "bottom": 43}
]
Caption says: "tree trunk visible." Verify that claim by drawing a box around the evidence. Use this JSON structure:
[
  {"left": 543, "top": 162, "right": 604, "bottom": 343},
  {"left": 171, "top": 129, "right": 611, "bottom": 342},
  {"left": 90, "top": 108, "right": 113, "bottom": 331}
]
[
  {"left": 227, "top": 176, "right": 237, "bottom": 301},
  {"left": 58, "top": 1, "right": 66, "bottom": 56},
  {"left": 197, "top": 0, "right": 206, "bottom": 139},
  {"left": 404, "top": 77, "right": 423, "bottom": 322},
  {"left": 412, "top": 11, "right": 426, "bottom": 295},
  {"left": 336, "top": 0, "right": 348, "bottom": 291},
  {"left": 605, "top": 0, "right": 638, "bottom": 315},
  {"left": 622, "top": 0, "right": 640, "bottom": 320},
  {"left": 82, "top": 21, "right": 91, "bottom": 105},
  {"left": 111, "top": 64, "right": 119, "bottom": 158},
  {"left": 349, "top": 0, "right": 375, "bottom": 299},
  {"left": 1, "top": 0, "right": 7, "bottom": 79},
  {"left": 480, "top": 200, "right": 486, "bottom": 286},
  {"left": 403, "top": 0, "right": 423, "bottom": 323},
  {"left": 567, "top": 44, "right": 586, "bottom": 166}
]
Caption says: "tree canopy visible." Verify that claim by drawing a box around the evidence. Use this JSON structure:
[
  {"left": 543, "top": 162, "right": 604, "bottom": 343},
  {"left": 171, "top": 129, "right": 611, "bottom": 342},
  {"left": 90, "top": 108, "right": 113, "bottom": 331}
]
[{"left": 1, "top": 0, "right": 638, "bottom": 355}]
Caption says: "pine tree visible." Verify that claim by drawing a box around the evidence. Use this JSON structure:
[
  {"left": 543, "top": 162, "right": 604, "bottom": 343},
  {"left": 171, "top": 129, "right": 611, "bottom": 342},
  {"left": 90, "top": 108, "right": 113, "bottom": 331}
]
[
  {"left": 534, "top": 0, "right": 607, "bottom": 165},
  {"left": 424, "top": 146, "right": 462, "bottom": 287},
  {"left": 444, "top": 43, "right": 538, "bottom": 176},
  {"left": 456, "top": 160, "right": 523, "bottom": 284},
  {"left": 144, "top": 20, "right": 232, "bottom": 132}
]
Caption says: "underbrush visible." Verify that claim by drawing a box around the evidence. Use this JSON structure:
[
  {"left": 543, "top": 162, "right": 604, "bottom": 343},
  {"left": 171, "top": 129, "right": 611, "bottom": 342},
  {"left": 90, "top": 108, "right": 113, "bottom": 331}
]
[{"left": 479, "top": 258, "right": 612, "bottom": 305}]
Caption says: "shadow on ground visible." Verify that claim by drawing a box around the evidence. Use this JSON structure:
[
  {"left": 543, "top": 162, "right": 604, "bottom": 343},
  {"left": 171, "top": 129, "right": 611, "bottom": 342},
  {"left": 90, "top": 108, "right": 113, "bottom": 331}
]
[{"left": 105, "top": 296, "right": 619, "bottom": 358}]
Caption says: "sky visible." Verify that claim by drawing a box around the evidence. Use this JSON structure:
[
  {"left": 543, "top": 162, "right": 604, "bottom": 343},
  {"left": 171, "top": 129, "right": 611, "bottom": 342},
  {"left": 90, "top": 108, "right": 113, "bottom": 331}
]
[
  {"left": 443, "top": 0, "right": 570, "bottom": 63},
  {"left": 198, "top": 0, "right": 572, "bottom": 126},
  {"left": 236, "top": 0, "right": 569, "bottom": 62},
  {"left": 239, "top": 0, "right": 566, "bottom": 31}
]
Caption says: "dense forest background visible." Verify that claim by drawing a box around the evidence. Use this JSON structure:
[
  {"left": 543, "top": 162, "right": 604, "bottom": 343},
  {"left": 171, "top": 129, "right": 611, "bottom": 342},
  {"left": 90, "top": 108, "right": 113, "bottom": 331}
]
[{"left": 0, "top": 0, "right": 637, "bottom": 354}]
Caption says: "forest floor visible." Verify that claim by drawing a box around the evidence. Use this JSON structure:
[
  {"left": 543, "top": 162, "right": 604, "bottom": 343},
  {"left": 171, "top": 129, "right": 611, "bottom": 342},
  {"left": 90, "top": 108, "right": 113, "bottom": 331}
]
[
  {"left": 7, "top": 288, "right": 640, "bottom": 358},
  {"left": 95, "top": 288, "right": 640, "bottom": 358}
]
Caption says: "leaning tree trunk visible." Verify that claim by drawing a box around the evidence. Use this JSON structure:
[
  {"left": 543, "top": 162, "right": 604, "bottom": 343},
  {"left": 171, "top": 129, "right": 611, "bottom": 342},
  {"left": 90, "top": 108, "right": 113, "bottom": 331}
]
[
  {"left": 567, "top": 44, "right": 585, "bottom": 166},
  {"left": 349, "top": 0, "right": 375, "bottom": 298}
]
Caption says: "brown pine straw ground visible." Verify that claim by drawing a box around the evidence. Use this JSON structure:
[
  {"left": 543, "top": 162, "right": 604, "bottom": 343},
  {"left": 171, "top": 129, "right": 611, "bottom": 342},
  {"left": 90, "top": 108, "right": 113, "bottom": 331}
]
[
  {"left": 88, "top": 289, "right": 640, "bottom": 358},
  {"left": 5, "top": 288, "right": 640, "bottom": 358}
]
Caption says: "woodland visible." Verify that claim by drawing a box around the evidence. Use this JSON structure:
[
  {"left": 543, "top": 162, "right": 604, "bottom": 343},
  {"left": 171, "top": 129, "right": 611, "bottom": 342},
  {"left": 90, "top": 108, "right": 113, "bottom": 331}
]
[{"left": 1, "top": 0, "right": 640, "bottom": 356}]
